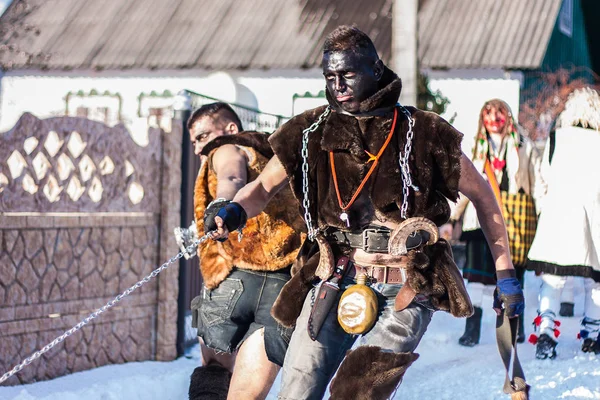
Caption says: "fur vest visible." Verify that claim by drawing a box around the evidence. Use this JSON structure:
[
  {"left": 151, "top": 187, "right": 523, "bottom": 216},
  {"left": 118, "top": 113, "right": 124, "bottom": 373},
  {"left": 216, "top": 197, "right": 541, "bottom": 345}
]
[
  {"left": 194, "top": 132, "right": 306, "bottom": 289},
  {"left": 268, "top": 66, "right": 473, "bottom": 326}
]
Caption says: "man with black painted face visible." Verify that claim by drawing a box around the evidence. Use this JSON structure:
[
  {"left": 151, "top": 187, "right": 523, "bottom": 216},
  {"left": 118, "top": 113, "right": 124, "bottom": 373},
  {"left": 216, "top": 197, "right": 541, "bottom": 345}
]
[{"left": 203, "top": 26, "right": 526, "bottom": 399}]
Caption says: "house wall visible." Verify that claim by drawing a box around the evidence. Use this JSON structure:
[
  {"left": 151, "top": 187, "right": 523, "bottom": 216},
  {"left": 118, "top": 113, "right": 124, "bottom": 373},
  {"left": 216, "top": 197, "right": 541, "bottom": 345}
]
[
  {"left": 424, "top": 69, "right": 523, "bottom": 153},
  {"left": 0, "top": 69, "right": 324, "bottom": 142}
]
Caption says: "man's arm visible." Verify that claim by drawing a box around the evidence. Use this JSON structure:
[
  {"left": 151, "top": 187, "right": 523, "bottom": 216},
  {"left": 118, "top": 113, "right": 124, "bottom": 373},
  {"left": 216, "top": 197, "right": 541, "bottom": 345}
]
[
  {"left": 212, "top": 144, "right": 249, "bottom": 199},
  {"left": 211, "top": 155, "right": 289, "bottom": 238},
  {"left": 457, "top": 153, "right": 513, "bottom": 272}
]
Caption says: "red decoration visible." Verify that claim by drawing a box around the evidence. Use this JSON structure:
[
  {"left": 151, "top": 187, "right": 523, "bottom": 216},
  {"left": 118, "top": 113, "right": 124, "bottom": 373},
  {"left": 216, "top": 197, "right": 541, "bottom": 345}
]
[
  {"left": 491, "top": 157, "right": 506, "bottom": 170},
  {"left": 528, "top": 334, "right": 538, "bottom": 345},
  {"left": 554, "top": 329, "right": 561, "bottom": 338},
  {"left": 533, "top": 316, "right": 542, "bottom": 326},
  {"left": 554, "top": 320, "right": 561, "bottom": 327}
]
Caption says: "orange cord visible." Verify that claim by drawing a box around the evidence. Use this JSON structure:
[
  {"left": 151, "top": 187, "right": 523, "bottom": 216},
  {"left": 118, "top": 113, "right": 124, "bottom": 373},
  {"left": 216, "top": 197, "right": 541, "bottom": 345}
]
[{"left": 330, "top": 108, "right": 398, "bottom": 212}]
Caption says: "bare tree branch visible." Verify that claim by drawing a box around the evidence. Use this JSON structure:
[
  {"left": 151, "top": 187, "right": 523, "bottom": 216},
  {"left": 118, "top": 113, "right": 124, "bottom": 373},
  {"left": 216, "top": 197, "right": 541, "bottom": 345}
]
[{"left": 519, "top": 67, "right": 600, "bottom": 141}]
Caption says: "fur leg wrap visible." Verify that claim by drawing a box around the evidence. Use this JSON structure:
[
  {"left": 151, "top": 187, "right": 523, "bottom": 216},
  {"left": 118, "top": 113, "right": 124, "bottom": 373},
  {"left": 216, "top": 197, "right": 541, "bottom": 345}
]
[
  {"left": 188, "top": 365, "right": 232, "bottom": 400},
  {"left": 329, "top": 346, "right": 419, "bottom": 400}
]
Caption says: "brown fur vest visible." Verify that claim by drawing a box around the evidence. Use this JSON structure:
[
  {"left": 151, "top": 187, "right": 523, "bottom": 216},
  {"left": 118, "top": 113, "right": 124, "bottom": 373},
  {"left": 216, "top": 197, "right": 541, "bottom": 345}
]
[
  {"left": 194, "top": 132, "right": 306, "bottom": 289},
  {"left": 268, "top": 67, "right": 473, "bottom": 326}
]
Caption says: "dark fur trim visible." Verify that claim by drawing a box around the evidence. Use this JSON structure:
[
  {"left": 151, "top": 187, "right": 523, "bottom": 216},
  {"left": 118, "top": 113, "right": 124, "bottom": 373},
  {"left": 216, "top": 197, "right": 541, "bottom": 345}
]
[
  {"left": 271, "top": 239, "right": 320, "bottom": 327},
  {"left": 200, "top": 131, "right": 274, "bottom": 159},
  {"left": 189, "top": 365, "right": 231, "bottom": 400},
  {"left": 527, "top": 260, "right": 600, "bottom": 283},
  {"left": 412, "top": 239, "right": 473, "bottom": 317},
  {"left": 329, "top": 346, "right": 419, "bottom": 400}
]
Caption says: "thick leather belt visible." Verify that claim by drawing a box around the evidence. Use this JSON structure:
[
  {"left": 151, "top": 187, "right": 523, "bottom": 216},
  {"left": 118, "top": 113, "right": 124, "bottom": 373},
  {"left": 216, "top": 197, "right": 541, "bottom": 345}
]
[
  {"left": 326, "top": 226, "right": 428, "bottom": 254},
  {"left": 348, "top": 262, "right": 409, "bottom": 284}
]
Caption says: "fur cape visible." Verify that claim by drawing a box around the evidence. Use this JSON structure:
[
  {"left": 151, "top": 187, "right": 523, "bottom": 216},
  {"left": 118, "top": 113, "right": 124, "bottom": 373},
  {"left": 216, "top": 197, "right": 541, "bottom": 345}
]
[
  {"left": 268, "top": 66, "right": 473, "bottom": 326},
  {"left": 194, "top": 132, "right": 306, "bottom": 289}
]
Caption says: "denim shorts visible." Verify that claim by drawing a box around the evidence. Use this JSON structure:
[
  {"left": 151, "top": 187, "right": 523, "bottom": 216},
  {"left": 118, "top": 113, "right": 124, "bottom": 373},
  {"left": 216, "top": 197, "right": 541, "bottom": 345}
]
[{"left": 191, "top": 267, "right": 294, "bottom": 367}]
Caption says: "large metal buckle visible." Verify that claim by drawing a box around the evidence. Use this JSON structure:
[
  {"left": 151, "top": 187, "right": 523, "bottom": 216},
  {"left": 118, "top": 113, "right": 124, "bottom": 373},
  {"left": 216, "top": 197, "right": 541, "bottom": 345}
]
[{"left": 361, "top": 227, "right": 390, "bottom": 252}]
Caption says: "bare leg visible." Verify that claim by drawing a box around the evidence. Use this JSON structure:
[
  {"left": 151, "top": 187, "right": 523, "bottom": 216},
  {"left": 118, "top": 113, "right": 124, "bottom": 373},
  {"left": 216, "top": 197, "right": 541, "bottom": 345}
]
[
  {"left": 199, "top": 337, "right": 236, "bottom": 372},
  {"left": 227, "top": 328, "right": 279, "bottom": 400}
]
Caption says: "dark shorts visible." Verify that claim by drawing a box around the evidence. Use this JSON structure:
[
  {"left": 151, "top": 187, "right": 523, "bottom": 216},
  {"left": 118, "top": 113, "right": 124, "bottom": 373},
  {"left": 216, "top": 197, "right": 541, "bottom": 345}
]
[{"left": 191, "top": 267, "right": 294, "bottom": 367}]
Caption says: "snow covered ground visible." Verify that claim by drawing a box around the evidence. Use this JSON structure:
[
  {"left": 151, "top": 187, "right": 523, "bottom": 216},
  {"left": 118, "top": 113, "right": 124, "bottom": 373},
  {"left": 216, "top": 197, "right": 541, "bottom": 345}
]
[{"left": 1, "top": 271, "right": 599, "bottom": 400}]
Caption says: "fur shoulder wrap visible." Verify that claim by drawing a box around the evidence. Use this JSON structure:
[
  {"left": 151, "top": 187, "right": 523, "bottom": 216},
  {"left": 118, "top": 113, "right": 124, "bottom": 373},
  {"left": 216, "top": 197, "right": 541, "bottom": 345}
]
[{"left": 194, "top": 132, "right": 306, "bottom": 289}]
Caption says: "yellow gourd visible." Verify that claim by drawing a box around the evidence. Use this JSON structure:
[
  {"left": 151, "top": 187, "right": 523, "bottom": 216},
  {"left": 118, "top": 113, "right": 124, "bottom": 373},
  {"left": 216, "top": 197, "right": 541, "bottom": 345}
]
[{"left": 337, "top": 273, "right": 378, "bottom": 334}]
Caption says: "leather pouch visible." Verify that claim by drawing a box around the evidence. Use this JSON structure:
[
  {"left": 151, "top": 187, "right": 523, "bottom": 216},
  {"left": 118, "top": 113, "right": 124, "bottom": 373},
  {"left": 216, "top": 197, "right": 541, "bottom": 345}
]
[{"left": 307, "top": 256, "right": 351, "bottom": 341}]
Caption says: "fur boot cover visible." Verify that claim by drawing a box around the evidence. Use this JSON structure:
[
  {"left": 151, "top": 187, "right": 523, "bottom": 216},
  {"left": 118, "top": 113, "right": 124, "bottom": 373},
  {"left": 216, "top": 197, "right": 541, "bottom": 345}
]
[
  {"left": 188, "top": 364, "right": 232, "bottom": 400},
  {"left": 194, "top": 131, "right": 306, "bottom": 289},
  {"left": 329, "top": 346, "right": 419, "bottom": 400}
]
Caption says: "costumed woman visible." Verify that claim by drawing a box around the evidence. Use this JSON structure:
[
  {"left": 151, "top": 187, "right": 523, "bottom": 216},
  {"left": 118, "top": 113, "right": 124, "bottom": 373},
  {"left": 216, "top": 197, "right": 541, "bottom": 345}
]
[{"left": 448, "top": 99, "right": 544, "bottom": 346}]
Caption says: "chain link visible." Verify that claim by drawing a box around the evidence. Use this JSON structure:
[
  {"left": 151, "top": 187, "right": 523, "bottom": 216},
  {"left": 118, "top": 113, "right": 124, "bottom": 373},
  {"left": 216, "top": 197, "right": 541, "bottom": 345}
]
[
  {"left": 398, "top": 105, "right": 417, "bottom": 220},
  {"left": 302, "top": 107, "right": 331, "bottom": 240},
  {"left": 307, "top": 286, "right": 317, "bottom": 338},
  {"left": 0, "top": 233, "right": 212, "bottom": 385}
]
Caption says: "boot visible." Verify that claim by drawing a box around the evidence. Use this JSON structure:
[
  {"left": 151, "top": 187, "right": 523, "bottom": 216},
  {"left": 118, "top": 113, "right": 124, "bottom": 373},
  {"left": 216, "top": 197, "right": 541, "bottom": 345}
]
[
  {"left": 517, "top": 314, "right": 525, "bottom": 344},
  {"left": 458, "top": 306, "right": 482, "bottom": 347},
  {"left": 559, "top": 302, "right": 574, "bottom": 317},
  {"left": 535, "top": 333, "right": 557, "bottom": 360},
  {"left": 580, "top": 317, "right": 600, "bottom": 354},
  {"left": 189, "top": 364, "right": 232, "bottom": 400},
  {"left": 581, "top": 337, "right": 600, "bottom": 354}
]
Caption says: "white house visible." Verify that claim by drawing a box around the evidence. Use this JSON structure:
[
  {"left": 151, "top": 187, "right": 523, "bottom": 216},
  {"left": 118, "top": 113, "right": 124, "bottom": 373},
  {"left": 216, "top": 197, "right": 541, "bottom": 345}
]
[{"left": 0, "top": 0, "right": 594, "bottom": 150}]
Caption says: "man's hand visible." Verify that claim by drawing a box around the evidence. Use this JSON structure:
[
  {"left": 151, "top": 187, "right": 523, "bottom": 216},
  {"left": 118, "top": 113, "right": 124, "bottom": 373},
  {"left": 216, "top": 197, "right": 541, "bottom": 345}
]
[
  {"left": 204, "top": 199, "right": 247, "bottom": 241},
  {"left": 493, "top": 273, "right": 524, "bottom": 318}
]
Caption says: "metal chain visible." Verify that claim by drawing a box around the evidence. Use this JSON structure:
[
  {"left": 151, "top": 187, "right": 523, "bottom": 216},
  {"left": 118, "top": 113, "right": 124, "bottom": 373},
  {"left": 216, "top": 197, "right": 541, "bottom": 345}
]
[
  {"left": 307, "top": 286, "right": 317, "bottom": 338},
  {"left": 301, "top": 106, "right": 331, "bottom": 240},
  {"left": 398, "top": 105, "right": 417, "bottom": 220},
  {"left": 0, "top": 233, "right": 211, "bottom": 385}
]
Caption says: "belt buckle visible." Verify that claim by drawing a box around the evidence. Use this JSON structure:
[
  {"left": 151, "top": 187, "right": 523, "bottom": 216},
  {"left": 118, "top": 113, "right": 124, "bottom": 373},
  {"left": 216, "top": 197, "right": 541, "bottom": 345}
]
[
  {"left": 361, "top": 227, "right": 389, "bottom": 253},
  {"left": 361, "top": 228, "right": 376, "bottom": 252}
]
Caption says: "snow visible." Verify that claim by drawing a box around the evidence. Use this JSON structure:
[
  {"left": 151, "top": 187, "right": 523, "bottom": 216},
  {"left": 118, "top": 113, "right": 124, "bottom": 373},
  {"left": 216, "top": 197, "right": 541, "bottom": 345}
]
[{"left": 1, "top": 271, "right": 599, "bottom": 400}]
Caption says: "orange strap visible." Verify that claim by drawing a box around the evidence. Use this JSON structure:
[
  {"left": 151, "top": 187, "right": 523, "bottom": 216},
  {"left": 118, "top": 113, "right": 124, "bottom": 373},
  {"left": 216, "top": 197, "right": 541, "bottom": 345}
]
[
  {"left": 330, "top": 108, "right": 398, "bottom": 212},
  {"left": 484, "top": 159, "right": 503, "bottom": 208}
]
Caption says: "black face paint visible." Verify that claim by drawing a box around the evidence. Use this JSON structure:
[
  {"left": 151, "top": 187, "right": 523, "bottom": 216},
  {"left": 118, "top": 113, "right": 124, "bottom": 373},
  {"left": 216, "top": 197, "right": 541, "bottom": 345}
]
[{"left": 322, "top": 50, "right": 381, "bottom": 113}]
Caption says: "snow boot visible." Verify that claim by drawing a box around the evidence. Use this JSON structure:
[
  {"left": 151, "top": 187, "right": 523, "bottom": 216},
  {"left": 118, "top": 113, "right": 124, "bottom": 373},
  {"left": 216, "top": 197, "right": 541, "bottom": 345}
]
[
  {"left": 559, "top": 302, "right": 575, "bottom": 317},
  {"left": 581, "top": 337, "right": 600, "bottom": 354},
  {"left": 535, "top": 334, "right": 557, "bottom": 359},
  {"left": 189, "top": 364, "right": 232, "bottom": 400},
  {"left": 579, "top": 317, "right": 600, "bottom": 354},
  {"left": 458, "top": 306, "right": 482, "bottom": 347}
]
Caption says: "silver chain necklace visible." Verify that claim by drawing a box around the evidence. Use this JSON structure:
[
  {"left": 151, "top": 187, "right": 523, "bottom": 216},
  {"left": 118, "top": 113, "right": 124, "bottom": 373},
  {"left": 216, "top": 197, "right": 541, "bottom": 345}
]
[
  {"left": 301, "top": 106, "right": 331, "bottom": 240},
  {"left": 300, "top": 105, "right": 417, "bottom": 239}
]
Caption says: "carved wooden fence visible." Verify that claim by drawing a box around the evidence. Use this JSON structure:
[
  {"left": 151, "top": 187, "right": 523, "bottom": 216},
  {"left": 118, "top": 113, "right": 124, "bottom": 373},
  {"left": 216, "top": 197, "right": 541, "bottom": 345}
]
[{"left": 0, "top": 113, "right": 183, "bottom": 385}]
